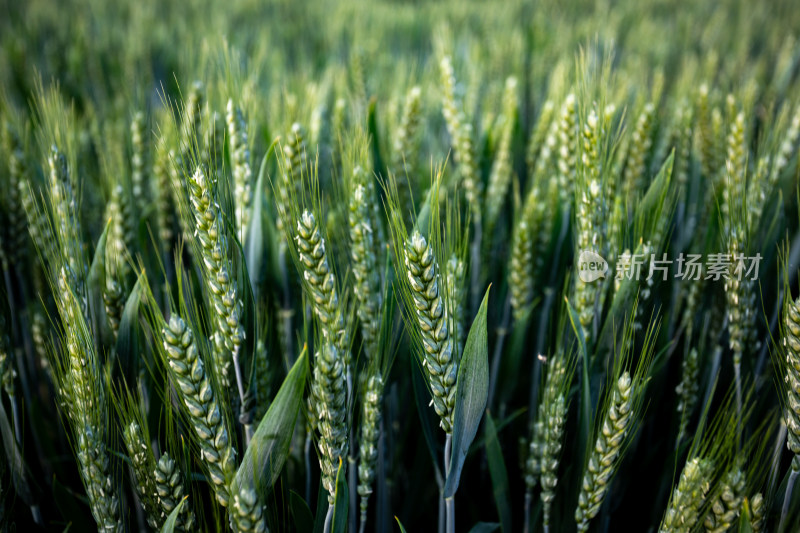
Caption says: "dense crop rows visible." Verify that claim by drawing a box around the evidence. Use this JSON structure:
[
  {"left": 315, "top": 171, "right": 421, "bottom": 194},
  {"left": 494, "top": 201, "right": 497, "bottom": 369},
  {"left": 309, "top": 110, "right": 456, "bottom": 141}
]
[{"left": 2, "top": 0, "right": 800, "bottom": 531}]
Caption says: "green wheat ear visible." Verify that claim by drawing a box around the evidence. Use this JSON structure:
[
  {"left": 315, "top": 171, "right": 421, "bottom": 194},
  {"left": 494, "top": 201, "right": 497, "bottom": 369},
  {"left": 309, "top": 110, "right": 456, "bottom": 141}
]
[
  {"left": 659, "top": 457, "right": 714, "bottom": 533},
  {"left": 405, "top": 229, "right": 457, "bottom": 433},
  {"left": 226, "top": 99, "right": 253, "bottom": 241},
  {"left": 122, "top": 420, "right": 161, "bottom": 528},
  {"left": 703, "top": 462, "right": 745, "bottom": 532},
  {"left": 525, "top": 349, "right": 576, "bottom": 529},
  {"left": 310, "top": 342, "right": 349, "bottom": 503},
  {"left": 575, "top": 312, "right": 658, "bottom": 533},
  {"left": 231, "top": 485, "right": 269, "bottom": 533},
  {"left": 162, "top": 313, "right": 236, "bottom": 507},
  {"left": 357, "top": 372, "right": 383, "bottom": 527},
  {"left": 155, "top": 452, "right": 196, "bottom": 531},
  {"left": 783, "top": 294, "right": 800, "bottom": 467},
  {"left": 347, "top": 139, "right": 383, "bottom": 361}
]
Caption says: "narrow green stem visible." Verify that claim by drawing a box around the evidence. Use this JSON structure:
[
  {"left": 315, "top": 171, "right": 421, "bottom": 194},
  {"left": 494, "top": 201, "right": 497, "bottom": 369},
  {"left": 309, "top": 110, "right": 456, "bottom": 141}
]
[
  {"left": 779, "top": 467, "right": 798, "bottom": 533},
  {"left": 734, "top": 361, "right": 742, "bottom": 451},
  {"left": 471, "top": 218, "right": 483, "bottom": 316},
  {"left": 769, "top": 421, "right": 787, "bottom": 497},
  {"left": 323, "top": 503, "right": 334, "bottom": 533},
  {"left": 11, "top": 398, "right": 22, "bottom": 444},
  {"left": 304, "top": 434, "right": 312, "bottom": 503},
  {"left": 488, "top": 294, "right": 512, "bottom": 410},
  {"left": 530, "top": 288, "right": 556, "bottom": 427},
  {"left": 232, "top": 347, "right": 252, "bottom": 445},
  {"left": 279, "top": 245, "right": 295, "bottom": 366},
  {"left": 523, "top": 491, "right": 532, "bottom": 533},
  {"left": 439, "top": 490, "right": 445, "bottom": 533},
  {"left": 349, "top": 452, "right": 357, "bottom": 533},
  {"left": 444, "top": 434, "right": 454, "bottom": 533}
]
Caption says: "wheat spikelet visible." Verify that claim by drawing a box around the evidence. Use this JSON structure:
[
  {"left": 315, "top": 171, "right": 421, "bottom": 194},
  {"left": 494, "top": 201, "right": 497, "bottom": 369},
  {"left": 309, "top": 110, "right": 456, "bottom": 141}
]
[
  {"left": 0, "top": 318, "right": 15, "bottom": 398},
  {"left": 358, "top": 372, "right": 383, "bottom": 528},
  {"left": 349, "top": 168, "right": 382, "bottom": 360},
  {"left": 254, "top": 339, "right": 270, "bottom": 421},
  {"left": 310, "top": 342, "right": 349, "bottom": 503},
  {"left": 622, "top": 102, "right": 655, "bottom": 200},
  {"left": 574, "top": 108, "right": 604, "bottom": 342},
  {"left": 659, "top": 457, "right": 713, "bottom": 533},
  {"left": 130, "top": 111, "right": 148, "bottom": 213},
  {"left": 703, "top": 464, "right": 745, "bottom": 532},
  {"left": 783, "top": 296, "right": 800, "bottom": 465},
  {"left": 48, "top": 146, "right": 87, "bottom": 308},
  {"left": 509, "top": 190, "right": 536, "bottom": 319},
  {"left": 485, "top": 76, "right": 518, "bottom": 235},
  {"left": 526, "top": 100, "right": 555, "bottom": 173},
  {"left": 231, "top": 485, "right": 269, "bottom": 533},
  {"left": 392, "top": 86, "right": 422, "bottom": 218},
  {"left": 405, "top": 230, "right": 457, "bottom": 433},
  {"left": 56, "top": 269, "right": 122, "bottom": 532},
  {"left": 575, "top": 372, "right": 634, "bottom": 532},
  {"left": 1, "top": 123, "right": 29, "bottom": 269},
  {"left": 154, "top": 452, "right": 195, "bottom": 530},
  {"left": 445, "top": 254, "right": 466, "bottom": 355},
  {"left": 187, "top": 166, "right": 245, "bottom": 391},
  {"left": 226, "top": 99, "right": 253, "bottom": 241},
  {"left": 296, "top": 210, "right": 349, "bottom": 356},
  {"left": 749, "top": 493, "right": 765, "bottom": 532},
  {"left": 556, "top": 93, "right": 578, "bottom": 204},
  {"left": 539, "top": 354, "right": 570, "bottom": 526},
  {"left": 440, "top": 55, "right": 482, "bottom": 221},
  {"left": 162, "top": 314, "right": 236, "bottom": 507},
  {"left": 676, "top": 347, "right": 700, "bottom": 442},
  {"left": 122, "top": 421, "right": 161, "bottom": 528}
]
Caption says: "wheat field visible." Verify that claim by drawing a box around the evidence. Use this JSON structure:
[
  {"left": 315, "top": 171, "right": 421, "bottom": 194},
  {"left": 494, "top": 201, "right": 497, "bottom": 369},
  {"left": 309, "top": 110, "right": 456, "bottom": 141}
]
[{"left": 1, "top": 0, "right": 800, "bottom": 531}]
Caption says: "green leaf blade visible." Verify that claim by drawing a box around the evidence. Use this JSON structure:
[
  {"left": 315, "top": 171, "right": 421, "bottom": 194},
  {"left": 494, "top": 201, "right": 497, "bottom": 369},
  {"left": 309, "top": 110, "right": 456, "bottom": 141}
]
[
  {"left": 444, "top": 286, "right": 491, "bottom": 498},
  {"left": 233, "top": 348, "right": 308, "bottom": 494}
]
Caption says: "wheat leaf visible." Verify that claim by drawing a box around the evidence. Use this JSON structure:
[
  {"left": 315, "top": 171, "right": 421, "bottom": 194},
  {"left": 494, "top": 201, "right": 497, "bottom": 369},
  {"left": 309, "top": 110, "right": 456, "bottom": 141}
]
[
  {"left": 444, "top": 286, "right": 491, "bottom": 498},
  {"left": 233, "top": 347, "right": 307, "bottom": 493}
]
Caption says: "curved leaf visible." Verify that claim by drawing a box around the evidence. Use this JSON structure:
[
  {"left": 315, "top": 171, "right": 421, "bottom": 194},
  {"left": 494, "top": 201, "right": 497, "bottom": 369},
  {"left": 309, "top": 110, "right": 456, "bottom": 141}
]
[
  {"left": 444, "top": 286, "right": 491, "bottom": 498},
  {"left": 245, "top": 144, "right": 278, "bottom": 302},
  {"left": 160, "top": 497, "right": 186, "bottom": 533},
  {"left": 395, "top": 516, "right": 409, "bottom": 533},
  {"left": 233, "top": 348, "right": 308, "bottom": 494},
  {"left": 114, "top": 276, "right": 144, "bottom": 380},
  {"left": 86, "top": 220, "right": 111, "bottom": 344},
  {"left": 331, "top": 458, "right": 348, "bottom": 533},
  {"left": 290, "top": 490, "right": 315, "bottom": 533}
]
